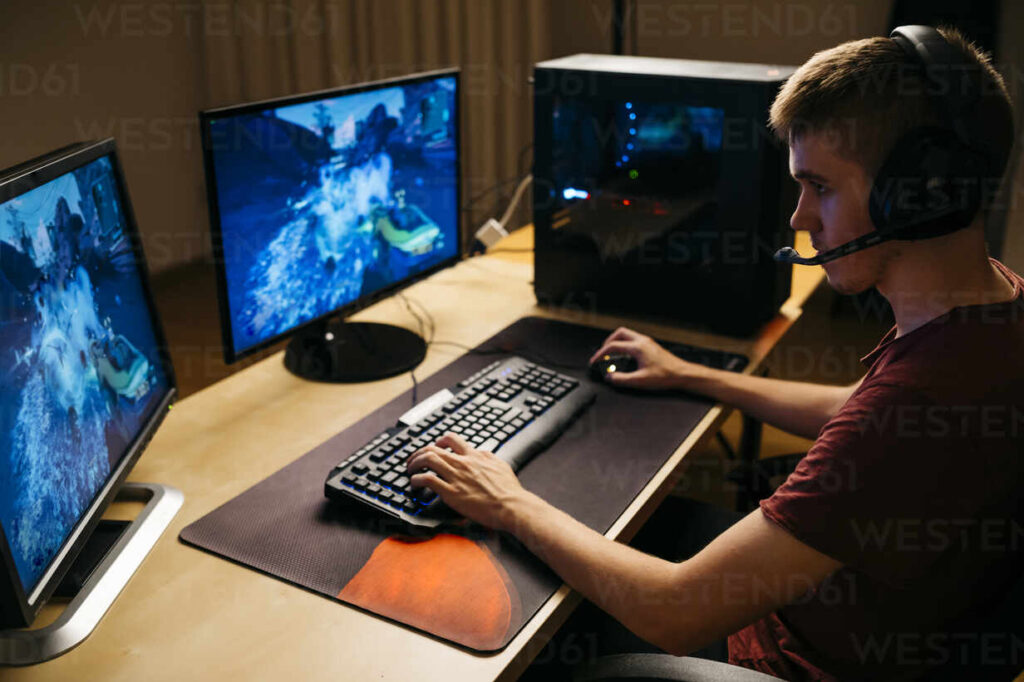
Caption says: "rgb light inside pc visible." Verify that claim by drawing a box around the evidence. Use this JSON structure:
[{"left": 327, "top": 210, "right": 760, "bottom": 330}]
[{"left": 200, "top": 69, "right": 461, "bottom": 381}]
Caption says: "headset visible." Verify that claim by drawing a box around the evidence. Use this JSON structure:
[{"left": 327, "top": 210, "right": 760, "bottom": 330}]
[{"left": 775, "top": 25, "right": 1012, "bottom": 266}]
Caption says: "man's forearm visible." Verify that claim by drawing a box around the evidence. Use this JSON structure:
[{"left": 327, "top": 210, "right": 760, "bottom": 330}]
[
  {"left": 684, "top": 368, "right": 853, "bottom": 440},
  {"left": 504, "top": 492, "right": 707, "bottom": 655}
]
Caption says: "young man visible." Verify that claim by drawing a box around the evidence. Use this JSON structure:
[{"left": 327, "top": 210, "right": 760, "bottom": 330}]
[{"left": 406, "top": 26, "right": 1023, "bottom": 680}]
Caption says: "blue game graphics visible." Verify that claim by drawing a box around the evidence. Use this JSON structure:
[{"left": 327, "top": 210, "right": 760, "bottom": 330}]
[
  {"left": 0, "top": 155, "right": 170, "bottom": 595},
  {"left": 205, "top": 74, "right": 459, "bottom": 358}
]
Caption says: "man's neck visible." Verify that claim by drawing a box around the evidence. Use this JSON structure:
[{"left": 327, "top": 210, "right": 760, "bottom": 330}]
[{"left": 878, "top": 246, "right": 1016, "bottom": 338}]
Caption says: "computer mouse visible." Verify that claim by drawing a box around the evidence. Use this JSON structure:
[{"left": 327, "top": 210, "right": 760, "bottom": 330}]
[{"left": 589, "top": 353, "right": 638, "bottom": 381}]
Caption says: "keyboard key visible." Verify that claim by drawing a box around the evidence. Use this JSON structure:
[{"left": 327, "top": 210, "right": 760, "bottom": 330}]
[
  {"left": 378, "top": 489, "right": 394, "bottom": 501},
  {"left": 368, "top": 449, "right": 388, "bottom": 462},
  {"left": 479, "top": 438, "right": 500, "bottom": 452},
  {"left": 413, "top": 488, "right": 436, "bottom": 504},
  {"left": 499, "top": 407, "right": 521, "bottom": 423},
  {"left": 393, "top": 476, "right": 409, "bottom": 489},
  {"left": 352, "top": 463, "right": 369, "bottom": 475}
]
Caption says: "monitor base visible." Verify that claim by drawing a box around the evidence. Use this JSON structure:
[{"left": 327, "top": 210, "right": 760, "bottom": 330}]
[
  {"left": 0, "top": 482, "right": 183, "bottom": 666},
  {"left": 284, "top": 320, "right": 426, "bottom": 382}
]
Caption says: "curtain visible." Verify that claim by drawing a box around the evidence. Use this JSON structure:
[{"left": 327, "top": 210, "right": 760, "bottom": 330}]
[{"left": 198, "top": 0, "right": 557, "bottom": 240}]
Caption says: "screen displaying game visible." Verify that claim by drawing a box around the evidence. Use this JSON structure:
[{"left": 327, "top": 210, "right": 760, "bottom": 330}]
[
  {"left": 205, "top": 74, "right": 459, "bottom": 358},
  {"left": 0, "top": 155, "right": 171, "bottom": 595}
]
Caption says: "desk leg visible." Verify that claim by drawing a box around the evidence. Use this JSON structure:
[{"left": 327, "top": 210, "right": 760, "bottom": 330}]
[
  {"left": 735, "top": 414, "right": 764, "bottom": 512},
  {"left": 732, "top": 364, "right": 769, "bottom": 512}
]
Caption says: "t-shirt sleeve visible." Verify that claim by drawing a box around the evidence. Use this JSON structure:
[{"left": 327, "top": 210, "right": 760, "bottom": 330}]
[{"left": 760, "top": 381, "right": 985, "bottom": 587}]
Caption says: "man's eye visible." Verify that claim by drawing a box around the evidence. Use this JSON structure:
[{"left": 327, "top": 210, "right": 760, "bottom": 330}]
[{"left": 811, "top": 181, "right": 827, "bottom": 194}]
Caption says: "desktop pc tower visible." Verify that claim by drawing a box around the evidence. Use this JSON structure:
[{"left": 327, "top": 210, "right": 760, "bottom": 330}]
[{"left": 533, "top": 54, "right": 797, "bottom": 337}]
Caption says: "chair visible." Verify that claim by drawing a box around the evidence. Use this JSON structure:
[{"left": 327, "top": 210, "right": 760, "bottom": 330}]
[{"left": 572, "top": 653, "right": 785, "bottom": 682}]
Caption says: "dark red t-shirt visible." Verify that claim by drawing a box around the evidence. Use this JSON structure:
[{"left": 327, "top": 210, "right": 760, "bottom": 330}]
[{"left": 728, "top": 259, "right": 1024, "bottom": 681}]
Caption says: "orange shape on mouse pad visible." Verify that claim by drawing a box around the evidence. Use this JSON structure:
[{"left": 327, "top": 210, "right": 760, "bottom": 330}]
[{"left": 338, "top": 533, "right": 520, "bottom": 650}]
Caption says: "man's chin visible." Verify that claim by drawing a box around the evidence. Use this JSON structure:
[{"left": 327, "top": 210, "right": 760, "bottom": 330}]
[{"left": 823, "top": 269, "right": 869, "bottom": 296}]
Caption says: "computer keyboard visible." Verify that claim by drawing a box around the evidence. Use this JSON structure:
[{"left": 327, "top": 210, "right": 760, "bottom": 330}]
[{"left": 324, "top": 356, "right": 597, "bottom": 528}]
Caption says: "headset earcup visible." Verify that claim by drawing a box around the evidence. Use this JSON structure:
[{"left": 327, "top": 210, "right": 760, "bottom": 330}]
[{"left": 869, "top": 127, "right": 983, "bottom": 239}]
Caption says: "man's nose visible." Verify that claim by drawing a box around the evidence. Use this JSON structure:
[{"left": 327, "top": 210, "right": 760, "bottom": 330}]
[{"left": 790, "top": 194, "right": 819, "bottom": 234}]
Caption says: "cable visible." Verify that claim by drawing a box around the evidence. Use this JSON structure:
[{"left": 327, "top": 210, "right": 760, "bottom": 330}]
[
  {"left": 397, "top": 289, "right": 589, "bottom": 406},
  {"left": 397, "top": 292, "right": 429, "bottom": 407},
  {"left": 431, "top": 339, "right": 585, "bottom": 371},
  {"left": 459, "top": 142, "right": 533, "bottom": 224},
  {"left": 498, "top": 174, "right": 533, "bottom": 228},
  {"left": 461, "top": 177, "right": 523, "bottom": 214},
  {"left": 467, "top": 174, "right": 533, "bottom": 256},
  {"left": 517, "top": 143, "right": 534, "bottom": 181}
]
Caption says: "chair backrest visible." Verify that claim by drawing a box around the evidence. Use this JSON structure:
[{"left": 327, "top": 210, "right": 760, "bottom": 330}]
[{"left": 927, "top": 568, "right": 1024, "bottom": 681}]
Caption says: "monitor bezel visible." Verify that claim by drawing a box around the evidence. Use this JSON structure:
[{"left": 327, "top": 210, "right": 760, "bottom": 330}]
[
  {"left": 0, "top": 138, "right": 177, "bottom": 627},
  {"left": 199, "top": 67, "right": 463, "bottom": 365}
]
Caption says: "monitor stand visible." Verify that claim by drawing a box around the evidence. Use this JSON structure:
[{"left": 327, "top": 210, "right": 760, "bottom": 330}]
[
  {"left": 0, "top": 482, "right": 183, "bottom": 666},
  {"left": 284, "top": 320, "right": 426, "bottom": 382}
]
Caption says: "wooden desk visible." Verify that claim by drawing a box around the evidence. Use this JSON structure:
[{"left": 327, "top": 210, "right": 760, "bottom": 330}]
[{"left": 11, "top": 230, "right": 822, "bottom": 681}]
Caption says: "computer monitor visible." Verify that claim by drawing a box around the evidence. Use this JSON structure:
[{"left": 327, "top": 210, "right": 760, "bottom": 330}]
[
  {"left": 200, "top": 69, "right": 461, "bottom": 382},
  {"left": 0, "top": 139, "right": 176, "bottom": 629}
]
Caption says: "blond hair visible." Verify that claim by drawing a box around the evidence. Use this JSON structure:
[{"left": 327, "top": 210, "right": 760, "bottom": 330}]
[{"left": 769, "top": 26, "right": 1013, "bottom": 179}]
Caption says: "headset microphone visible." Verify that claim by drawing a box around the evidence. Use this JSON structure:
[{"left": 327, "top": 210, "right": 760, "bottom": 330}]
[
  {"left": 773, "top": 196, "right": 977, "bottom": 266},
  {"left": 774, "top": 231, "right": 887, "bottom": 266}
]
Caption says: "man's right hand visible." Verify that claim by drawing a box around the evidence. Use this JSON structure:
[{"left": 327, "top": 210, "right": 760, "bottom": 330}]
[{"left": 589, "top": 327, "right": 712, "bottom": 391}]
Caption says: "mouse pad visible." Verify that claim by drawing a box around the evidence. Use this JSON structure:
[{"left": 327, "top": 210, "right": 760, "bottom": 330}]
[{"left": 179, "top": 316, "right": 739, "bottom": 652}]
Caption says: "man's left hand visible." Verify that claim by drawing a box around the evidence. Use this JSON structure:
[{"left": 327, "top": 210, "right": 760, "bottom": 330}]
[{"left": 405, "top": 433, "right": 529, "bottom": 532}]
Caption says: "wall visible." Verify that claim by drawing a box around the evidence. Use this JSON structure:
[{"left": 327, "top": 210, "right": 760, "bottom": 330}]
[
  {"left": 0, "top": 0, "right": 615, "bottom": 273},
  {"left": 0, "top": 0, "right": 209, "bottom": 272}
]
